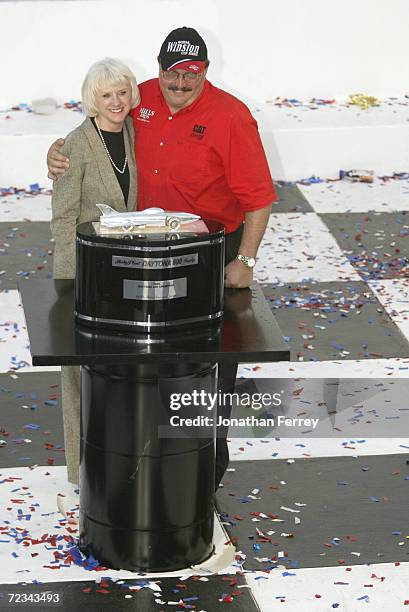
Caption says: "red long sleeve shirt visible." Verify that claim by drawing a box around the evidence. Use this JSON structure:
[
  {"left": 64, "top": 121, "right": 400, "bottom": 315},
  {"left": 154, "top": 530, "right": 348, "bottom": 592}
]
[{"left": 130, "top": 78, "right": 276, "bottom": 233}]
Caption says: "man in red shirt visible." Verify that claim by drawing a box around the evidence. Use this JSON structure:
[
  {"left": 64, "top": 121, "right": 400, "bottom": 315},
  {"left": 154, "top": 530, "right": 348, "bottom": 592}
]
[
  {"left": 47, "top": 27, "right": 276, "bottom": 487},
  {"left": 48, "top": 26, "right": 276, "bottom": 288}
]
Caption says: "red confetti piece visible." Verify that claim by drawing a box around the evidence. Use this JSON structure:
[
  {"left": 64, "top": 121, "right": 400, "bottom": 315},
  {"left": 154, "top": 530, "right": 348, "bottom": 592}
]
[{"left": 224, "top": 538, "right": 238, "bottom": 546}]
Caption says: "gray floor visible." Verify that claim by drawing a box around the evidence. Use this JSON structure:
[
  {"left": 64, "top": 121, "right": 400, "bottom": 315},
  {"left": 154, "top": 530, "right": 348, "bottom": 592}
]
[
  {"left": 216, "top": 455, "right": 409, "bottom": 569},
  {"left": 0, "top": 371, "right": 64, "bottom": 468},
  {"left": 262, "top": 281, "right": 409, "bottom": 361},
  {"left": 321, "top": 212, "right": 409, "bottom": 280},
  {"left": 273, "top": 184, "right": 314, "bottom": 213},
  {"left": 0, "top": 222, "right": 53, "bottom": 290}
]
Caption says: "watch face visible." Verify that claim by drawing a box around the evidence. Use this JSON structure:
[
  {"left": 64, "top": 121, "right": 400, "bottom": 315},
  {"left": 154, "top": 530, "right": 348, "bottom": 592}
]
[{"left": 237, "top": 254, "right": 256, "bottom": 268}]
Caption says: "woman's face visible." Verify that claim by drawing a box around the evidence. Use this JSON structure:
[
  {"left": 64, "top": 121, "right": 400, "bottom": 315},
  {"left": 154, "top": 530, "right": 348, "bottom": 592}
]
[{"left": 94, "top": 80, "right": 132, "bottom": 131}]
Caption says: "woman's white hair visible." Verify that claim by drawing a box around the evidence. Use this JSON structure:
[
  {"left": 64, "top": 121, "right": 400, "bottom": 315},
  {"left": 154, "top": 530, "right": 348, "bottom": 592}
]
[{"left": 81, "top": 57, "right": 140, "bottom": 117}]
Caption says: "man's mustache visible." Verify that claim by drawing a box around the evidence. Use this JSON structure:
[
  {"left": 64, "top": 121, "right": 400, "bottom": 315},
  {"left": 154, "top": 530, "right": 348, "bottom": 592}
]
[{"left": 168, "top": 85, "right": 192, "bottom": 93}]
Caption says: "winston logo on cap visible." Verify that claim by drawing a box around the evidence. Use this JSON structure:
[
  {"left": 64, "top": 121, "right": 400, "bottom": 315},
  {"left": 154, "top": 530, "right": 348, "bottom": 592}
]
[{"left": 167, "top": 41, "right": 200, "bottom": 56}]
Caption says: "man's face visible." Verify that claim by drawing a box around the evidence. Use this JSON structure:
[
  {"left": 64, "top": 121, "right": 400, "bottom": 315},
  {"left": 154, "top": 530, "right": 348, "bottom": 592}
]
[{"left": 158, "top": 66, "right": 207, "bottom": 113}]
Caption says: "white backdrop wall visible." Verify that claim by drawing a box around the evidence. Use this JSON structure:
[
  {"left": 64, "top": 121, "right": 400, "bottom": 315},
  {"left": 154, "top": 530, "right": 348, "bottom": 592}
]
[{"left": 0, "top": 0, "right": 408, "bottom": 106}]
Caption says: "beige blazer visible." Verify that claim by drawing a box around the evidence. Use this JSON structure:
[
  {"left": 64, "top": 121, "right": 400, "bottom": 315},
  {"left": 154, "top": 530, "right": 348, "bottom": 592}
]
[{"left": 51, "top": 116, "right": 137, "bottom": 279}]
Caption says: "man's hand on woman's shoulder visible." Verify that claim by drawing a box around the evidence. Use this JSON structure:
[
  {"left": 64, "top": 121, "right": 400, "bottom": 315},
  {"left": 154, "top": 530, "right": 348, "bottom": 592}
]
[{"left": 47, "top": 138, "right": 69, "bottom": 180}]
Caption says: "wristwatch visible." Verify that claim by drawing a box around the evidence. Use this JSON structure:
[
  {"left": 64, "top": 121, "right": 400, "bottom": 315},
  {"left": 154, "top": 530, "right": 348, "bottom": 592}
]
[{"left": 236, "top": 254, "right": 256, "bottom": 268}]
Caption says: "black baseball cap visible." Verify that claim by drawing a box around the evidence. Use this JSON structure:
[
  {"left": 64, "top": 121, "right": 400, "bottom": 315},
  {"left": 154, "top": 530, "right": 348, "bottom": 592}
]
[{"left": 158, "top": 26, "right": 208, "bottom": 72}]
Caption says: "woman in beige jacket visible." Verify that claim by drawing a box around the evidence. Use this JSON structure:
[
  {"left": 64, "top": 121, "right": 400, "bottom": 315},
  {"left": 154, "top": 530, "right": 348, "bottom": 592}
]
[{"left": 51, "top": 58, "right": 139, "bottom": 487}]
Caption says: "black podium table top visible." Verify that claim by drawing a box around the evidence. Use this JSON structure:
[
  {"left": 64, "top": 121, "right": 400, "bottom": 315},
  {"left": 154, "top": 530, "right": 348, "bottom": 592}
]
[{"left": 19, "top": 280, "right": 290, "bottom": 366}]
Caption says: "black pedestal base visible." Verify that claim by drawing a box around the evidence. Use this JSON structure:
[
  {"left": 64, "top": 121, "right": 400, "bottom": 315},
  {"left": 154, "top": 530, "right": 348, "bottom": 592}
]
[
  {"left": 79, "top": 513, "right": 214, "bottom": 572},
  {"left": 79, "top": 362, "right": 217, "bottom": 571}
]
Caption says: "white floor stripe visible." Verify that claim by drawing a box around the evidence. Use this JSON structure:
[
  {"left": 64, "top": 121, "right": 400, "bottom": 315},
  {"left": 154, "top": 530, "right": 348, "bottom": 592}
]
[
  {"left": 299, "top": 178, "right": 409, "bottom": 214},
  {"left": 228, "top": 437, "right": 409, "bottom": 461},
  {"left": 0, "top": 466, "right": 235, "bottom": 584},
  {"left": 0, "top": 289, "right": 59, "bottom": 374},
  {"left": 369, "top": 279, "right": 409, "bottom": 342},
  {"left": 0, "top": 193, "right": 51, "bottom": 222},
  {"left": 255, "top": 213, "right": 360, "bottom": 283},
  {"left": 0, "top": 108, "right": 82, "bottom": 137},
  {"left": 238, "top": 359, "right": 409, "bottom": 378},
  {"left": 0, "top": 289, "right": 33, "bottom": 373},
  {"left": 246, "top": 561, "right": 409, "bottom": 611}
]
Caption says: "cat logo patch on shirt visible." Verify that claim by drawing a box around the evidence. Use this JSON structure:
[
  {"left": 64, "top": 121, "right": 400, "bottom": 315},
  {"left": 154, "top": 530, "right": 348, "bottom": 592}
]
[{"left": 191, "top": 124, "right": 206, "bottom": 139}]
